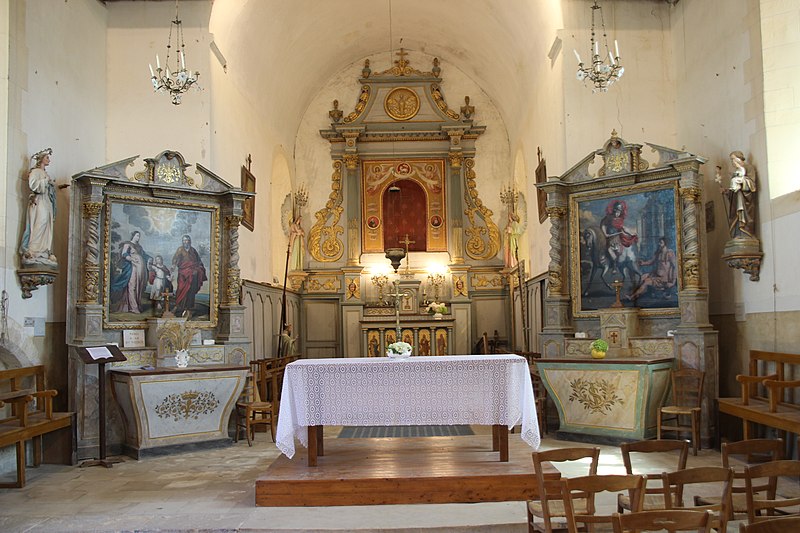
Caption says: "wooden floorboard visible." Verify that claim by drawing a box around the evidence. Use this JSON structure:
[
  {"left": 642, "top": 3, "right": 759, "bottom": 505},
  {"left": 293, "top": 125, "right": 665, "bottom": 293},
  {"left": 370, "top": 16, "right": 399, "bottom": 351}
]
[{"left": 256, "top": 434, "right": 555, "bottom": 506}]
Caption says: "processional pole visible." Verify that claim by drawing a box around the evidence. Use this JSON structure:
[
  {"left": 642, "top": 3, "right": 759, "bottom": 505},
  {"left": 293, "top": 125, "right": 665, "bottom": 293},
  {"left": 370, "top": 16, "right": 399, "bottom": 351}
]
[{"left": 278, "top": 239, "right": 291, "bottom": 356}]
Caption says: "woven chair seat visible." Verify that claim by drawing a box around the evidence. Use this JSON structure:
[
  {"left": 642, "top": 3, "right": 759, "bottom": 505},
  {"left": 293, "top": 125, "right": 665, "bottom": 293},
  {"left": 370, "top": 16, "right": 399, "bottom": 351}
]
[
  {"left": 618, "top": 492, "right": 669, "bottom": 511},
  {"left": 528, "top": 497, "right": 588, "bottom": 517}
]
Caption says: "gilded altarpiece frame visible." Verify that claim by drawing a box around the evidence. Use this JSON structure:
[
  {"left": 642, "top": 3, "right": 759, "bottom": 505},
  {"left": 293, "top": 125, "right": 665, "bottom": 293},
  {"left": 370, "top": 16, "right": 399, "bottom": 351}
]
[{"left": 361, "top": 159, "right": 447, "bottom": 253}]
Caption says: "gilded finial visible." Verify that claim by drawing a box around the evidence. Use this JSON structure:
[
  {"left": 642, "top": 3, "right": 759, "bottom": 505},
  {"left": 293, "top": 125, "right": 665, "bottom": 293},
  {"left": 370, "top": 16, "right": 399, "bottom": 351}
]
[
  {"left": 329, "top": 99, "right": 343, "bottom": 123},
  {"left": 432, "top": 57, "right": 441, "bottom": 77},
  {"left": 362, "top": 59, "right": 371, "bottom": 78}
]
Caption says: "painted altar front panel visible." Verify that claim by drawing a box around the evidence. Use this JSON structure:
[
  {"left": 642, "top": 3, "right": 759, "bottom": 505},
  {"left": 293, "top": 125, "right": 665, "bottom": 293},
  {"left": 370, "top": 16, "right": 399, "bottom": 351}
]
[
  {"left": 536, "top": 358, "right": 672, "bottom": 442},
  {"left": 110, "top": 365, "right": 247, "bottom": 458},
  {"left": 362, "top": 159, "right": 447, "bottom": 253}
]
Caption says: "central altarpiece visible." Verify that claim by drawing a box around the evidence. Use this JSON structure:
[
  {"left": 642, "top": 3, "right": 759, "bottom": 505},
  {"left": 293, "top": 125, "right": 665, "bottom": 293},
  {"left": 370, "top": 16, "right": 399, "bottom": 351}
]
[{"left": 294, "top": 50, "right": 510, "bottom": 357}]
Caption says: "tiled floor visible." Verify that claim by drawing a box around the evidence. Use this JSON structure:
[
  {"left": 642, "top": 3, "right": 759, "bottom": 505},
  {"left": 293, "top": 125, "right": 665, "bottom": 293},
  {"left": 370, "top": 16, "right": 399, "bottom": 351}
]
[{"left": 0, "top": 429, "right": 796, "bottom": 532}]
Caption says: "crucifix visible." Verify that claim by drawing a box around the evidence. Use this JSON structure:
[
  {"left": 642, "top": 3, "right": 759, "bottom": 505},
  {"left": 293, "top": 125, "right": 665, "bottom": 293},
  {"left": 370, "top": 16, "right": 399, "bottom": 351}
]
[
  {"left": 608, "top": 330, "right": 620, "bottom": 345},
  {"left": 161, "top": 290, "right": 174, "bottom": 318},
  {"left": 387, "top": 280, "right": 409, "bottom": 340},
  {"left": 398, "top": 234, "right": 415, "bottom": 275}
]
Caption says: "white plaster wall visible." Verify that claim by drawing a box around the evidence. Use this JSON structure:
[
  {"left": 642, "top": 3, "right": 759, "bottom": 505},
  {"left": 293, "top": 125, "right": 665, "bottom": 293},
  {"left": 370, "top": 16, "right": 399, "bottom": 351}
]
[
  {"left": 514, "top": 0, "right": 566, "bottom": 279},
  {"left": 206, "top": 38, "right": 276, "bottom": 284},
  {"left": 2, "top": 0, "right": 106, "bottom": 328},
  {"left": 668, "top": 0, "right": 799, "bottom": 317},
  {"left": 561, "top": 0, "right": 677, "bottom": 164},
  {"left": 761, "top": 0, "right": 800, "bottom": 200},
  {"left": 294, "top": 49, "right": 511, "bottom": 267},
  {"left": 106, "top": 1, "right": 211, "bottom": 169}
]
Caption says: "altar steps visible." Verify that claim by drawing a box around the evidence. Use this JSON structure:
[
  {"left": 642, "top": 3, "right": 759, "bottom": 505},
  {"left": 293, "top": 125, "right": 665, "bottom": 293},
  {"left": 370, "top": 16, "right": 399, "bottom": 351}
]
[{"left": 255, "top": 434, "right": 554, "bottom": 506}]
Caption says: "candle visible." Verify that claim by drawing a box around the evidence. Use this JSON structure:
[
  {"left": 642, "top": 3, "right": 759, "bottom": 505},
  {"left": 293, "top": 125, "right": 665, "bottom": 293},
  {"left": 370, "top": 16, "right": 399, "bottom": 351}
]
[
  {"left": 149, "top": 63, "right": 155, "bottom": 77},
  {"left": 594, "top": 41, "right": 599, "bottom": 56},
  {"left": 180, "top": 50, "right": 186, "bottom": 69},
  {"left": 615, "top": 40, "right": 620, "bottom": 58},
  {"left": 574, "top": 49, "right": 582, "bottom": 64},
  {"left": 609, "top": 52, "right": 615, "bottom": 65},
  {"left": 156, "top": 54, "right": 161, "bottom": 69}
]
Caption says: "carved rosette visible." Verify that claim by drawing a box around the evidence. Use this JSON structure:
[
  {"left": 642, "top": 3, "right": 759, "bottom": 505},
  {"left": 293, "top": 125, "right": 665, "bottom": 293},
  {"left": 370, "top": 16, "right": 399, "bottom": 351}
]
[
  {"left": 342, "top": 85, "right": 370, "bottom": 124},
  {"left": 462, "top": 159, "right": 500, "bottom": 260},
  {"left": 546, "top": 206, "right": 567, "bottom": 295},
  {"left": 343, "top": 154, "right": 360, "bottom": 170},
  {"left": 80, "top": 201, "right": 104, "bottom": 303},
  {"left": 308, "top": 161, "right": 345, "bottom": 262}
]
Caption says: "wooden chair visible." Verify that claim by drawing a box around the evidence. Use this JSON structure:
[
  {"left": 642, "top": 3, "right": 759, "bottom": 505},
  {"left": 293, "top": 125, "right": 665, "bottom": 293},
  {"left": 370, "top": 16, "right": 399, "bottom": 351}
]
[
  {"left": 658, "top": 368, "right": 704, "bottom": 455},
  {"left": 660, "top": 466, "right": 734, "bottom": 533},
  {"left": 528, "top": 447, "right": 600, "bottom": 533},
  {"left": 611, "top": 510, "right": 712, "bottom": 533},
  {"left": 743, "top": 459, "right": 800, "bottom": 524},
  {"left": 233, "top": 364, "right": 276, "bottom": 446},
  {"left": 695, "top": 438, "right": 783, "bottom": 517},
  {"left": 563, "top": 474, "right": 645, "bottom": 533},
  {"left": 739, "top": 516, "right": 800, "bottom": 533},
  {"left": 617, "top": 439, "right": 689, "bottom": 513}
]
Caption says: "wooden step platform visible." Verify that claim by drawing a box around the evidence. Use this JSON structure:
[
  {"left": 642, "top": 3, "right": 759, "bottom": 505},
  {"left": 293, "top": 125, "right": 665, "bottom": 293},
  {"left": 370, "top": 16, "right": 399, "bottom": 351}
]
[{"left": 256, "top": 435, "right": 555, "bottom": 506}]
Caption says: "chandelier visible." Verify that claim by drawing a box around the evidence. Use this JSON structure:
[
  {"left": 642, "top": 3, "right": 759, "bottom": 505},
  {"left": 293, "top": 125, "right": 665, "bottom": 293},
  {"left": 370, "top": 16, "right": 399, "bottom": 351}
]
[
  {"left": 148, "top": 0, "right": 200, "bottom": 105},
  {"left": 573, "top": 0, "right": 624, "bottom": 93}
]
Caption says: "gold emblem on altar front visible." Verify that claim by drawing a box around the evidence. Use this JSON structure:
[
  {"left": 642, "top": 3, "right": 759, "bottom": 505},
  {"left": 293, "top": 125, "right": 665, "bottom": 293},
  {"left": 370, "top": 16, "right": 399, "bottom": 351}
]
[
  {"left": 568, "top": 377, "right": 622, "bottom": 414},
  {"left": 384, "top": 87, "right": 420, "bottom": 121},
  {"left": 154, "top": 390, "right": 219, "bottom": 421}
]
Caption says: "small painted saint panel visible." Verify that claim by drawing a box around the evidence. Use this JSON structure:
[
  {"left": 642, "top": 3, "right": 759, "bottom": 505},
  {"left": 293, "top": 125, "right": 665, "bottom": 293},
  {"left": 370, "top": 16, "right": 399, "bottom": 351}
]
[
  {"left": 435, "top": 329, "right": 448, "bottom": 356},
  {"left": 418, "top": 329, "right": 432, "bottom": 356},
  {"left": 572, "top": 183, "right": 679, "bottom": 316},
  {"left": 104, "top": 196, "right": 218, "bottom": 328},
  {"left": 367, "top": 330, "right": 380, "bottom": 357},
  {"left": 402, "top": 329, "right": 414, "bottom": 349},
  {"left": 385, "top": 329, "right": 397, "bottom": 348}
]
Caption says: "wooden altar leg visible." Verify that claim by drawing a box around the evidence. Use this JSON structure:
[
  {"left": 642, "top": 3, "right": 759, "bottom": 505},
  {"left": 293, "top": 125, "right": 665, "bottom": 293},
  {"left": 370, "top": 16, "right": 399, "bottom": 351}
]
[
  {"left": 307, "top": 426, "right": 318, "bottom": 467},
  {"left": 492, "top": 424, "right": 509, "bottom": 462},
  {"left": 317, "top": 425, "right": 324, "bottom": 456}
]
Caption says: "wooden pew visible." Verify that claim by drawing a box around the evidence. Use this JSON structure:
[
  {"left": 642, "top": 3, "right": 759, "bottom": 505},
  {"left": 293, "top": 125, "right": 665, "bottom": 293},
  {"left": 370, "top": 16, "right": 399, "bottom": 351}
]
[
  {"left": 0, "top": 366, "right": 74, "bottom": 488},
  {"left": 718, "top": 350, "right": 800, "bottom": 440}
]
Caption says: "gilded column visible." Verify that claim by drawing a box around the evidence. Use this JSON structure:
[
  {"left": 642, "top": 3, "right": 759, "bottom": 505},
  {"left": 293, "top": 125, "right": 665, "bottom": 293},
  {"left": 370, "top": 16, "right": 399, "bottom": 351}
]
[
  {"left": 546, "top": 206, "right": 567, "bottom": 297},
  {"left": 79, "top": 202, "right": 103, "bottom": 304},
  {"left": 224, "top": 215, "right": 242, "bottom": 306}
]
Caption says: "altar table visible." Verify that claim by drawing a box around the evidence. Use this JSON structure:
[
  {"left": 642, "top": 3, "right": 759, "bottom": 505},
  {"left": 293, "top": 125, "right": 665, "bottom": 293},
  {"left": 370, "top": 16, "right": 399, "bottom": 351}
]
[
  {"left": 110, "top": 364, "right": 248, "bottom": 458},
  {"left": 275, "top": 354, "right": 540, "bottom": 466}
]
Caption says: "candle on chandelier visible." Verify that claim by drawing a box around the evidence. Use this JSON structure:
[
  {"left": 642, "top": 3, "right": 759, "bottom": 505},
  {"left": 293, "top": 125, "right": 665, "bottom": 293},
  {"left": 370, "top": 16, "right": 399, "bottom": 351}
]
[
  {"left": 156, "top": 54, "right": 161, "bottom": 69},
  {"left": 574, "top": 49, "right": 582, "bottom": 64},
  {"left": 615, "top": 40, "right": 620, "bottom": 58},
  {"left": 149, "top": 63, "right": 155, "bottom": 77},
  {"left": 594, "top": 41, "right": 599, "bottom": 56}
]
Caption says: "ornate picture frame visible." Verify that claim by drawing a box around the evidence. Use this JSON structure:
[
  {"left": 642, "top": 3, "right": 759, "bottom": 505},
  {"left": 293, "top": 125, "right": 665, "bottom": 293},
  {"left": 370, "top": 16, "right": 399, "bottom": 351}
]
[
  {"left": 103, "top": 195, "right": 220, "bottom": 328},
  {"left": 570, "top": 182, "right": 681, "bottom": 317},
  {"left": 241, "top": 166, "right": 256, "bottom": 231}
]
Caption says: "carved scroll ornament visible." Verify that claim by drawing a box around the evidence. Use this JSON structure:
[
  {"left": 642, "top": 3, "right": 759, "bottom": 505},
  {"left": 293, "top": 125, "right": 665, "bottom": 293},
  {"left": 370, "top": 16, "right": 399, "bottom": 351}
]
[
  {"left": 462, "top": 159, "right": 500, "bottom": 260},
  {"left": 308, "top": 161, "right": 345, "bottom": 262}
]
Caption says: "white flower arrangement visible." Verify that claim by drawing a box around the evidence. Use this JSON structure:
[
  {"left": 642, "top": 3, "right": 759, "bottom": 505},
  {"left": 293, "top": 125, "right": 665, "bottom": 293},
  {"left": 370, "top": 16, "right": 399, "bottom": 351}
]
[
  {"left": 426, "top": 302, "right": 447, "bottom": 314},
  {"left": 387, "top": 341, "right": 413, "bottom": 357}
]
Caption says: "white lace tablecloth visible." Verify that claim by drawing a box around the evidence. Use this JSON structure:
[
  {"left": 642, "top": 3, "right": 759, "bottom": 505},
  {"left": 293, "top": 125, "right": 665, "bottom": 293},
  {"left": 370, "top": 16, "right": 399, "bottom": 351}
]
[{"left": 275, "top": 354, "right": 540, "bottom": 458}]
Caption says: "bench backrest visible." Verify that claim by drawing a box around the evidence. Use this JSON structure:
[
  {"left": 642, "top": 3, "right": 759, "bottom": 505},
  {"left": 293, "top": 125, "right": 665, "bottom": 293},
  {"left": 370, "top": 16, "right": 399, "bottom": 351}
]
[{"left": 745, "top": 351, "right": 800, "bottom": 404}]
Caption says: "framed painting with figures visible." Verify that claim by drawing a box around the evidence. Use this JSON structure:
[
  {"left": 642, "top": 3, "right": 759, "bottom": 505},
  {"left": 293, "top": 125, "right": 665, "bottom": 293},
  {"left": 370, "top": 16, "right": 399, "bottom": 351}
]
[
  {"left": 103, "top": 195, "right": 219, "bottom": 328},
  {"left": 570, "top": 182, "right": 681, "bottom": 317}
]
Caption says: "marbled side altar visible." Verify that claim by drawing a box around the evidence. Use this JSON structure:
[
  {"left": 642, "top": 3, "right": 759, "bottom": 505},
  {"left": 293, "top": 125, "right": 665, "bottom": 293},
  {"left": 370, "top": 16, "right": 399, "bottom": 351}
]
[
  {"left": 537, "top": 357, "right": 673, "bottom": 442},
  {"left": 110, "top": 365, "right": 247, "bottom": 458}
]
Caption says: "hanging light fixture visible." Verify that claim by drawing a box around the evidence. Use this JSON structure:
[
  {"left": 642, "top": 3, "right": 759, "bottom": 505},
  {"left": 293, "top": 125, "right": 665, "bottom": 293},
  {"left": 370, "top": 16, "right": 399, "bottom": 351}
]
[
  {"left": 149, "top": 0, "right": 200, "bottom": 105},
  {"left": 573, "top": 0, "right": 624, "bottom": 93}
]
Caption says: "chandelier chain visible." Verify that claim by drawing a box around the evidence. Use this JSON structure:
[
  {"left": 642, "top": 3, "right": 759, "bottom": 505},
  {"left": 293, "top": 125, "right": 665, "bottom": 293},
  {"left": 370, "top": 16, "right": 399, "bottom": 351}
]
[
  {"left": 575, "top": 0, "right": 624, "bottom": 93},
  {"left": 149, "top": 0, "right": 200, "bottom": 105}
]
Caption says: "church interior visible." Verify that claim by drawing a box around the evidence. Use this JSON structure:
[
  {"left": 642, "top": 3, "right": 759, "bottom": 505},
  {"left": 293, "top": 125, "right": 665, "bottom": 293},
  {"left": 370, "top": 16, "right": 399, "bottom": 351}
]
[{"left": 1, "top": 0, "right": 800, "bottom": 531}]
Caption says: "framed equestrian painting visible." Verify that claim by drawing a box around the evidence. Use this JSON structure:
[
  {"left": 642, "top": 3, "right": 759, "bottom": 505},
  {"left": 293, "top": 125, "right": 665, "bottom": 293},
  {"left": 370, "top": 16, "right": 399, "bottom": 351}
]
[
  {"left": 570, "top": 182, "right": 680, "bottom": 317},
  {"left": 103, "top": 195, "right": 220, "bottom": 329}
]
